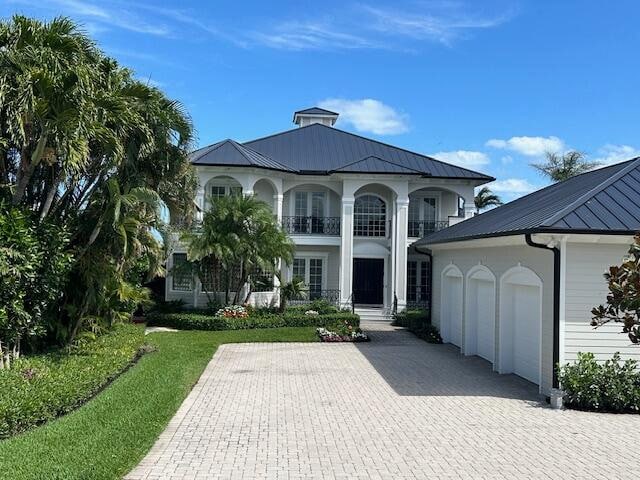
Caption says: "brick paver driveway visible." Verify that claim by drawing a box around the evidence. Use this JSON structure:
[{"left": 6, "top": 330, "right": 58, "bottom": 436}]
[{"left": 127, "top": 324, "right": 640, "bottom": 479}]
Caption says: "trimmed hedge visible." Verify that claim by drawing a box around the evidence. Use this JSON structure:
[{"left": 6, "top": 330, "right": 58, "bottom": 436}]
[
  {"left": 393, "top": 309, "right": 442, "bottom": 344},
  {"left": 146, "top": 311, "right": 360, "bottom": 331},
  {"left": 0, "top": 323, "right": 146, "bottom": 438},
  {"left": 393, "top": 309, "right": 429, "bottom": 329}
]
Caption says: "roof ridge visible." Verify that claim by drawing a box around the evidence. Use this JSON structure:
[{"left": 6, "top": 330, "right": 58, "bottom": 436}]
[
  {"left": 540, "top": 157, "right": 640, "bottom": 228},
  {"left": 232, "top": 139, "right": 298, "bottom": 173},
  {"left": 190, "top": 139, "right": 229, "bottom": 162},
  {"left": 331, "top": 154, "right": 427, "bottom": 174}
]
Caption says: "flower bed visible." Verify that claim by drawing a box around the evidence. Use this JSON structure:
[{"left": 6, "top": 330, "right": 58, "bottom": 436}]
[{"left": 316, "top": 327, "right": 369, "bottom": 342}]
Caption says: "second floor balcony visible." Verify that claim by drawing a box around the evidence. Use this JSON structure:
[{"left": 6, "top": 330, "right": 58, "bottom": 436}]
[
  {"left": 408, "top": 220, "right": 450, "bottom": 238},
  {"left": 282, "top": 216, "right": 341, "bottom": 235}
]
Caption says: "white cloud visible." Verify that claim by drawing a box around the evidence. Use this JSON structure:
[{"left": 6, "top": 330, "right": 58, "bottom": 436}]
[
  {"left": 592, "top": 144, "right": 640, "bottom": 166},
  {"left": 248, "top": 2, "right": 515, "bottom": 51},
  {"left": 362, "top": 4, "right": 513, "bottom": 46},
  {"left": 318, "top": 98, "right": 409, "bottom": 135},
  {"left": 488, "top": 178, "right": 538, "bottom": 194},
  {"left": 486, "top": 136, "right": 564, "bottom": 157},
  {"left": 431, "top": 150, "right": 490, "bottom": 169},
  {"left": 249, "top": 22, "right": 380, "bottom": 51}
]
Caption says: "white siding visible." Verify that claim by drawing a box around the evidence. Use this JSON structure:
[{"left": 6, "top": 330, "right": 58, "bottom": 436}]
[
  {"left": 564, "top": 240, "right": 639, "bottom": 363},
  {"left": 432, "top": 244, "right": 554, "bottom": 394}
]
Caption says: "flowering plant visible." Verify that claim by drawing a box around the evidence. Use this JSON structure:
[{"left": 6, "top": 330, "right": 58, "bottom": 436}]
[
  {"left": 316, "top": 323, "right": 369, "bottom": 342},
  {"left": 305, "top": 310, "right": 319, "bottom": 316},
  {"left": 215, "top": 305, "right": 249, "bottom": 318}
]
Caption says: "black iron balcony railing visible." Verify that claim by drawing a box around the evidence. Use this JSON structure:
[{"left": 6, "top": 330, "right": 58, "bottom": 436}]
[
  {"left": 289, "top": 289, "right": 341, "bottom": 306},
  {"left": 282, "top": 216, "right": 341, "bottom": 235},
  {"left": 408, "top": 220, "right": 449, "bottom": 238}
]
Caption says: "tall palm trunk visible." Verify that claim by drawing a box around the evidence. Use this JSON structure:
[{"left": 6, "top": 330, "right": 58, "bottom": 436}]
[{"left": 13, "top": 134, "right": 48, "bottom": 205}]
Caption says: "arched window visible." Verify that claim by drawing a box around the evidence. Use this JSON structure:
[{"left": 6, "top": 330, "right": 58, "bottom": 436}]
[{"left": 354, "top": 195, "right": 386, "bottom": 237}]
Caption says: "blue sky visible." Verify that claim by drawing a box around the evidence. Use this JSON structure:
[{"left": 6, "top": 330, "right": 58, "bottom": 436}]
[{"left": 5, "top": 0, "right": 640, "bottom": 200}]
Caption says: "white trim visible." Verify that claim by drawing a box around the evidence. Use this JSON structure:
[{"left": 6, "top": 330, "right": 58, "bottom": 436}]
[{"left": 441, "top": 264, "right": 463, "bottom": 345}]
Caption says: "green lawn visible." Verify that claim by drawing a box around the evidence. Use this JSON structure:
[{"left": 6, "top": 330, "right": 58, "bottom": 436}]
[{"left": 0, "top": 327, "right": 317, "bottom": 480}]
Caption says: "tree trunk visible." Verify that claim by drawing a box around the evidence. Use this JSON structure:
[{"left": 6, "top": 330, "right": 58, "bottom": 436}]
[
  {"left": 13, "top": 134, "right": 47, "bottom": 205},
  {"left": 39, "top": 168, "right": 64, "bottom": 221},
  {"left": 12, "top": 338, "right": 20, "bottom": 360},
  {"left": 0, "top": 341, "right": 4, "bottom": 369}
]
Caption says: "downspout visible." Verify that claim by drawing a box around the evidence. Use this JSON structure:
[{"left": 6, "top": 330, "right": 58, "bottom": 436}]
[{"left": 524, "top": 233, "right": 560, "bottom": 389}]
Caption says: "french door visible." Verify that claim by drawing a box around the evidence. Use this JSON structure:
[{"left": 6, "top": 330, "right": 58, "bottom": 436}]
[{"left": 294, "top": 191, "right": 326, "bottom": 234}]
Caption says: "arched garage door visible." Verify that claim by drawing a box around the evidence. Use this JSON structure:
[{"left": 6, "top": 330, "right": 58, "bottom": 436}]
[
  {"left": 441, "top": 265, "right": 463, "bottom": 348},
  {"left": 465, "top": 266, "right": 496, "bottom": 363},
  {"left": 499, "top": 266, "right": 542, "bottom": 385}
]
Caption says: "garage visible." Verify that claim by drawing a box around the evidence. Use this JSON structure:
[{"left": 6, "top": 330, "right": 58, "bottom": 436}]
[
  {"left": 499, "top": 266, "right": 542, "bottom": 385},
  {"left": 441, "top": 265, "right": 463, "bottom": 348},
  {"left": 464, "top": 266, "right": 496, "bottom": 363}
]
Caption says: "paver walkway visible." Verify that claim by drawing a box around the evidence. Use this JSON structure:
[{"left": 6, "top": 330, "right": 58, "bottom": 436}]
[{"left": 127, "top": 323, "right": 640, "bottom": 479}]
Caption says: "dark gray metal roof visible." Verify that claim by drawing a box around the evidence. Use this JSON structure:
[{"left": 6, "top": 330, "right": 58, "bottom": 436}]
[
  {"left": 238, "top": 124, "right": 493, "bottom": 180},
  {"left": 293, "top": 107, "right": 339, "bottom": 116},
  {"left": 330, "top": 155, "right": 424, "bottom": 174},
  {"left": 417, "top": 157, "right": 640, "bottom": 245},
  {"left": 190, "top": 139, "right": 295, "bottom": 173}
]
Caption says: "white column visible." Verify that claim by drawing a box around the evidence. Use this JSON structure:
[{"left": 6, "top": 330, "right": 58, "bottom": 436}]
[
  {"left": 194, "top": 187, "right": 205, "bottom": 223},
  {"left": 394, "top": 197, "right": 410, "bottom": 311},
  {"left": 339, "top": 197, "right": 355, "bottom": 306},
  {"left": 274, "top": 194, "right": 283, "bottom": 223},
  {"left": 273, "top": 193, "right": 284, "bottom": 305}
]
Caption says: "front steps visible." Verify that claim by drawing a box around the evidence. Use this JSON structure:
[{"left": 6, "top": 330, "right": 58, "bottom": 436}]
[{"left": 355, "top": 307, "right": 395, "bottom": 323}]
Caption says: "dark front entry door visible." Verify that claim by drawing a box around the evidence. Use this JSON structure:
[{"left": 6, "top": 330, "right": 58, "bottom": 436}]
[{"left": 353, "top": 258, "right": 384, "bottom": 305}]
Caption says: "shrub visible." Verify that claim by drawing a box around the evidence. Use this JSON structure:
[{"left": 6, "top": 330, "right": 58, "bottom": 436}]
[
  {"left": 0, "top": 323, "right": 145, "bottom": 438},
  {"left": 287, "top": 299, "right": 340, "bottom": 315},
  {"left": 393, "top": 309, "right": 429, "bottom": 330},
  {"left": 558, "top": 352, "right": 640, "bottom": 413},
  {"left": 411, "top": 324, "right": 443, "bottom": 344},
  {"left": 146, "top": 311, "right": 360, "bottom": 331},
  {"left": 393, "top": 309, "right": 442, "bottom": 343}
]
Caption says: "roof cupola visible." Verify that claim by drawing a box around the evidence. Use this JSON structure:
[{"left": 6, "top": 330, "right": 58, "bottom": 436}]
[{"left": 293, "top": 107, "right": 339, "bottom": 127}]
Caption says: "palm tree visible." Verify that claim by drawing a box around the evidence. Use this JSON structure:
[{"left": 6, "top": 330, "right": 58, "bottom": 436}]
[
  {"left": 474, "top": 187, "right": 502, "bottom": 213},
  {"left": 531, "top": 151, "right": 601, "bottom": 183},
  {"left": 1, "top": 15, "right": 196, "bottom": 344},
  {"left": 277, "top": 274, "right": 307, "bottom": 313},
  {"left": 185, "top": 194, "right": 295, "bottom": 306}
]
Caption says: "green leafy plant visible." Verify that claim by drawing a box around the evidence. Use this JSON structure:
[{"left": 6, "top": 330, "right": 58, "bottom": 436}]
[
  {"left": 1, "top": 15, "right": 196, "bottom": 346},
  {"left": 185, "top": 195, "right": 294, "bottom": 306},
  {"left": 558, "top": 352, "right": 640, "bottom": 412},
  {"left": 277, "top": 275, "right": 308, "bottom": 313},
  {"left": 0, "top": 206, "right": 73, "bottom": 368},
  {"left": 146, "top": 311, "right": 360, "bottom": 331},
  {"left": 0, "top": 323, "right": 145, "bottom": 438},
  {"left": 591, "top": 234, "right": 640, "bottom": 344}
]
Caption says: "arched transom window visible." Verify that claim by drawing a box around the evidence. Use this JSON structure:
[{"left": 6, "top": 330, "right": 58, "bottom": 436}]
[{"left": 354, "top": 195, "right": 386, "bottom": 237}]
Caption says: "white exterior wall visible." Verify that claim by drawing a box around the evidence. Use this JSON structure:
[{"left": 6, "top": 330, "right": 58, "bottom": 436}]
[
  {"left": 431, "top": 241, "right": 555, "bottom": 394},
  {"left": 168, "top": 164, "right": 481, "bottom": 309},
  {"left": 564, "top": 239, "right": 639, "bottom": 364}
]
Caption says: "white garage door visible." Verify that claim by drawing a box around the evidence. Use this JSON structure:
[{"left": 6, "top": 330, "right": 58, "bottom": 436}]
[
  {"left": 442, "top": 268, "right": 463, "bottom": 348},
  {"left": 466, "top": 272, "right": 496, "bottom": 363},
  {"left": 512, "top": 285, "right": 541, "bottom": 383},
  {"left": 499, "top": 267, "right": 542, "bottom": 386}
]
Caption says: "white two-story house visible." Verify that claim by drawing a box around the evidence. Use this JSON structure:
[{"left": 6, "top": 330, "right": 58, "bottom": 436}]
[{"left": 166, "top": 107, "right": 493, "bottom": 315}]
